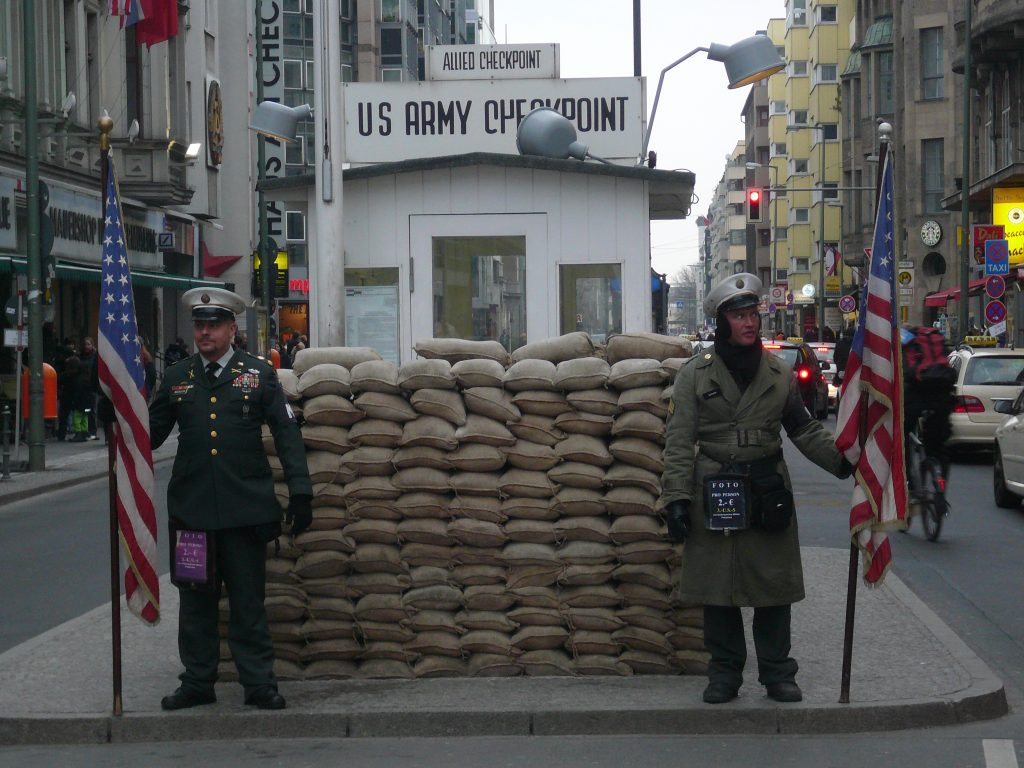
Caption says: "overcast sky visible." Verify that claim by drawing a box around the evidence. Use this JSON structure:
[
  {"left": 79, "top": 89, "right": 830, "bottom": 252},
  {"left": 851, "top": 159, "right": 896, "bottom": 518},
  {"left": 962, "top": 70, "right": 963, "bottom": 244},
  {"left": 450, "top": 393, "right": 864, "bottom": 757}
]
[{"left": 494, "top": 0, "right": 785, "bottom": 278}]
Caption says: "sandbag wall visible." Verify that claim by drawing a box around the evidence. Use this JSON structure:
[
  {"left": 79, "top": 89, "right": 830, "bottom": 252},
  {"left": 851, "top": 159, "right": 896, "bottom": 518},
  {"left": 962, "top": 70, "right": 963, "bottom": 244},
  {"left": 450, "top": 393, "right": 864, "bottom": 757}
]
[{"left": 218, "top": 332, "right": 708, "bottom": 681}]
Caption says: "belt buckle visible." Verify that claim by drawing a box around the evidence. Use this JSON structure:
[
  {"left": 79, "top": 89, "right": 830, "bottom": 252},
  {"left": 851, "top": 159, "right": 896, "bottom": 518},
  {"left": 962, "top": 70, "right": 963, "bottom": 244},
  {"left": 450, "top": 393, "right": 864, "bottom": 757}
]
[{"left": 737, "top": 429, "right": 750, "bottom": 447}]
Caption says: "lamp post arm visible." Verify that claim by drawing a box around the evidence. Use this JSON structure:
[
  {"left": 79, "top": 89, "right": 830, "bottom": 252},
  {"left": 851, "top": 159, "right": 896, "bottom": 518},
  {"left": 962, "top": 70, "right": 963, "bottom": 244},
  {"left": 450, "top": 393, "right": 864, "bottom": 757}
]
[{"left": 639, "top": 46, "right": 708, "bottom": 163}]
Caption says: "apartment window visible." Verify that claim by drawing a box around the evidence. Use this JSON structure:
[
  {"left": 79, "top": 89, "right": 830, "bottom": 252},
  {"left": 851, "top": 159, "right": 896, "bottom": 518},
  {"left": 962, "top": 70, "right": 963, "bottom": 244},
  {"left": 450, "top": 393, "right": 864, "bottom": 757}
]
[
  {"left": 816, "top": 64, "right": 837, "bottom": 84},
  {"left": 774, "top": 229, "right": 789, "bottom": 241},
  {"left": 285, "top": 135, "right": 304, "bottom": 166},
  {"left": 757, "top": 106, "right": 769, "bottom": 126},
  {"left": 790, "top": 0, "right": 807, "bottom": 26},
  {"left": 285, "top": 211, "right": 306, "bottom": 242},
  {"left": 922, "top": 139, "right": 944, "bottom": 213},
  {"left": 793, "top": 257, "right": 810, "bottom": 271},
  {"left": 791, "top": 109, "right": 808, "bottom": 127},
  {"left": 559, "top": 264, "right": 622, "bottom": 339},
  {"left": 823, "top": 182, "right": 838, "bottom": 201},
  {"left": 793, "top": 208, "right": 809, "bottom": 224},
  {"left": 729, "top": 230, "right": 746, "bottom": 246},
  {"left": 381, "top": 0, "right": 401, "bottom": 22},
  {"left": 759, "top": 229, "right": 771, "bottom": 247},
  {"left": 381, "top": 68, "right": 404, "bottom": 82},
  {"left": 817, "top": 5, "right": 837, "bottom": 23},
  {"left": 380, "top": 27, "right": 403, "bottom": 64},
  {"left": 821, "top": 123, "right": 838, "bottom": 141},
  {"left": 772, "top": 142, "right": 788, "bottom": 156},
  {"left": 771, "top": 100, "right": 787, "bottom": 115},
  {"left": 793, "top": 158, "right": 809, "bottom": 174},
  {"left": 877, "top": 51, "right": 894, "bottom": 114},
  {"left": 776, "top": 267, "right": 789, "bottom": 280},
  {"left": 920, "top": 28, "right": 944, "bottom": 100},
  {"left": 790, "top": 60, "right": 808, "bottom": 77},
  {"left": 284, "top": 60, "right": 303, "bottom": 89}
]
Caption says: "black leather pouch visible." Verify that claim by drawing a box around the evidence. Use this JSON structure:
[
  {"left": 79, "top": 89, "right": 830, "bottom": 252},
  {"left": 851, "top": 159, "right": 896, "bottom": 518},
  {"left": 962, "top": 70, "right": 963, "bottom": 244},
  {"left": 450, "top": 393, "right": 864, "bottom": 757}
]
[{"left": 750, "top": 471, "right": 795, "bottom": 532}]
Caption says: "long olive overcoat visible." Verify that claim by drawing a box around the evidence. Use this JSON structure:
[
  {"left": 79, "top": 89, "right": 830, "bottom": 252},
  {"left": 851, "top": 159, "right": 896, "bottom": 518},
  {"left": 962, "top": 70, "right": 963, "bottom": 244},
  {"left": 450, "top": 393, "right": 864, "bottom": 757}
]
[
  {"left": 149, "top": 350, "right": 311, "bottom": 530},
  {"left": 661, "top": 348, "right": 845, "bottom": 607}
]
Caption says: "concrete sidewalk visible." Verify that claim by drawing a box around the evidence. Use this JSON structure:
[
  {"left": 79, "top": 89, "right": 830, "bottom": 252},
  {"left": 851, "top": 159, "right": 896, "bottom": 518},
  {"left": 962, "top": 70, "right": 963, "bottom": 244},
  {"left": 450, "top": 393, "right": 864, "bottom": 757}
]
[
  {"left": 0, "top": 432, "right": 178, "bottom": 505},
  {"left": 0, "top": 547, "right": 1007, "bottom": 745}
]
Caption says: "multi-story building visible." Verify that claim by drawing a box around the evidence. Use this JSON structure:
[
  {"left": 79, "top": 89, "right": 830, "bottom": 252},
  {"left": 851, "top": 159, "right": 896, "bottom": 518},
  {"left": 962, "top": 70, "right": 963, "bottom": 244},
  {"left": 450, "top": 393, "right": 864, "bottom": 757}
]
[
  {"left": 256, "top": 0, "right": 496, "bottom": 339},
  {"left": 704, "top": 141, "right": 750, "bottom": 321},
  {"left": 0, "top": 2, "right": 235, "bottom": 394}
]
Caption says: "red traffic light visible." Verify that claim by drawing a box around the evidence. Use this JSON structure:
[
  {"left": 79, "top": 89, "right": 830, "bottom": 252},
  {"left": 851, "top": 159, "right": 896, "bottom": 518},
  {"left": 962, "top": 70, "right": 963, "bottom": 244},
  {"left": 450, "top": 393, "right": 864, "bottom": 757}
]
[
  {"left": 749, "top": 190, "right": 760, "bottom": 203},
  {"left": 746, "top": 187, "right": 763, "bottom": 221}
]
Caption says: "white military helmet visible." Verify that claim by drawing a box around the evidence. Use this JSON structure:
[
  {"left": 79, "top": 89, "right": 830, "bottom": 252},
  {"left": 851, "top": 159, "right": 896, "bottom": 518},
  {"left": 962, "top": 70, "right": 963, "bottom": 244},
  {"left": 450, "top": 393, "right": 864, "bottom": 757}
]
[{"left": 703, "top": 273, "right": 763, "bottom": 316}]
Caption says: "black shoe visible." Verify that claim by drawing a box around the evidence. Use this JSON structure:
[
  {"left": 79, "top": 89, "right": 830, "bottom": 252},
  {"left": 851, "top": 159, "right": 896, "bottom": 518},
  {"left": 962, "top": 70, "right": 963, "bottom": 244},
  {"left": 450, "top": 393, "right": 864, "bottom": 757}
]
[
  {"left": 245, "top": 688, "right": 286, "bottom": 710},
  {"left": 702, "top": 682, "right": 739, "bottom": 704},
  {"left": 161, "top": 687, "right": 216, "bottom": 711},
  {"left": 766, "top": 681, "right": 803, "bottom": 702}
]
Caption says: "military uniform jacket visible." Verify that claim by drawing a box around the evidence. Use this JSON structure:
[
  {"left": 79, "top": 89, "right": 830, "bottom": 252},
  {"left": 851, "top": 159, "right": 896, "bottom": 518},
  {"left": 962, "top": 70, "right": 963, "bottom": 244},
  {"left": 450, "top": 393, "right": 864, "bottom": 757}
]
[
  {"left": 150, "top": 350, "right": 312, "bottom": 530},
  {"left": 661, "top": 349, "right": 845, "bottom": 607}
]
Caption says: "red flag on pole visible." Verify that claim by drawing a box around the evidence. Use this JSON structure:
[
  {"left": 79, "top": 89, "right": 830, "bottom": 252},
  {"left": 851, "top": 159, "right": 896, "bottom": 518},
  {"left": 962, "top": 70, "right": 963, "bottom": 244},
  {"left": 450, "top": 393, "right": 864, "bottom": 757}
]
[
  {"left": 834, "top": 151, "right": 908, "bottom": 585},
  {"left": 97, "top": 155, "right": 160, "bottom": 625},
  {"left": 132, "top": 0, "right": 178, "bottom": 47}
]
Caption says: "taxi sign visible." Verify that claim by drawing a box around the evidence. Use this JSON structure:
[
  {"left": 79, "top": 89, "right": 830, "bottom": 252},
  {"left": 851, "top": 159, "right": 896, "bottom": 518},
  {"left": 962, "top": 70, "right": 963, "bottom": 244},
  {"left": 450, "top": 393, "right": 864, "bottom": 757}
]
[
  {"left": 985, "top": 239, "right": 1010, "bottom": 276},
  {"left": 963, "top": 335, "right": 998, "bottom": 347}
]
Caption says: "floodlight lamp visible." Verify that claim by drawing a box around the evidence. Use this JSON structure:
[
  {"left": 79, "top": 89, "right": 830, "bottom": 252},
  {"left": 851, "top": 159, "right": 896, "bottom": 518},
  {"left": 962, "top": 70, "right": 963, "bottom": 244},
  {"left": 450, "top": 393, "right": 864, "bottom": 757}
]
[
  {"left": 249, "top": 100, "right": 314, "bottom": 142},
  {"left": 706, "top": 34, "right": 786, "bottom": 89},
  {"left": 516, "top": 107, "right": 589, "bottom": 162},
  {"left": 185, "top": 142, "right": 202, "bottom": 160}
]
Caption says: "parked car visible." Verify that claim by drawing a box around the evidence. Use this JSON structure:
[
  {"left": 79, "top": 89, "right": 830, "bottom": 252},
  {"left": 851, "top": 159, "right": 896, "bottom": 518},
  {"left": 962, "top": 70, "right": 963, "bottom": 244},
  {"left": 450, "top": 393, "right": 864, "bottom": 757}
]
[
  {"left": 763, "top": 340, "right": 829, "bottom": 419},
  {"left": 993, "top": 389, "right": 1024, "bottom": 507},
  {"left": 811, "top": 343, "right": 839, "bottom": 411},
  {"left": 947, "top": 342, "right": 1024, "bottom": 449}
]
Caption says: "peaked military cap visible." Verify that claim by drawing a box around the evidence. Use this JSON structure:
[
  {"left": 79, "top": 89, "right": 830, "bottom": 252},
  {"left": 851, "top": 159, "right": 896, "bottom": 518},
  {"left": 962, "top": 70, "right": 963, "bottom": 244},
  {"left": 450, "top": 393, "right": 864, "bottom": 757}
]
[
  {"left": 183, "top": 287, "right": 246, "bottom": 321},
  {"left": 703, "top": 273, "right": 762, "bottom": 316}
]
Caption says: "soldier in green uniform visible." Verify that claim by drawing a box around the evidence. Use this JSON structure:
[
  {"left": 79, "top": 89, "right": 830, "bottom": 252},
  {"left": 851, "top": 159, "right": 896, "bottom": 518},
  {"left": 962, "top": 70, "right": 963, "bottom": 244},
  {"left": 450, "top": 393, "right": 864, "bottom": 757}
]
[
  {"left": 150, "top": 287, "right": 312, "bottom": 711},
  {"left": 661, "top": 273, "right": 851, "bottom": 705}
]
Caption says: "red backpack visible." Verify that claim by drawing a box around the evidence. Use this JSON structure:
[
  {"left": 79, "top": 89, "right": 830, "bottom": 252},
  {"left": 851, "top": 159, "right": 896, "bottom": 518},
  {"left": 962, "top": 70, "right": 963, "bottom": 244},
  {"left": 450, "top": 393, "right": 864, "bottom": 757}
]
[{"left": 904, "top": 327, "right": 952, "bottom": 384}]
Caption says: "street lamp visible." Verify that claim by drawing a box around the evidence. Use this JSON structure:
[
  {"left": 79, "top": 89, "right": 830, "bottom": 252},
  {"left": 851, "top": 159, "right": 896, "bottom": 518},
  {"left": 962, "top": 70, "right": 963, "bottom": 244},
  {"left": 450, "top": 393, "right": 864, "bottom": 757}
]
[
  {"left": 640, "top": 34, "right": 785, "bottom": 164},
  {"left": 747, "top": 161, "right": 780, "bottom": 332}
]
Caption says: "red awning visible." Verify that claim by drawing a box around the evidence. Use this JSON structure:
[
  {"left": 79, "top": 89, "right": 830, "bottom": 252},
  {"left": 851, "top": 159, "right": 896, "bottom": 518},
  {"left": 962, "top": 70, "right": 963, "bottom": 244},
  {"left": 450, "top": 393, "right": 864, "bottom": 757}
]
[
  {"left": 922, "top": 274, "right": 1021, "bottom": 307},
  {"left": 201, "top": 243, "right": 243, "bottom": 278}
]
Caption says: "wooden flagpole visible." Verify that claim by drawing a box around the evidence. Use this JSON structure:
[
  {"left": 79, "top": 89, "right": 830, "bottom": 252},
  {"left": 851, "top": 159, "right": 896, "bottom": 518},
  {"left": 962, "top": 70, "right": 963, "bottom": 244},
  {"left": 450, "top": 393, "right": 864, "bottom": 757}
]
[
  {"left": 99, "top": 115, "right": 123, "bottom": 717},
  {"left": 839, "top": 134, "right": 890, "bottom": 704}
]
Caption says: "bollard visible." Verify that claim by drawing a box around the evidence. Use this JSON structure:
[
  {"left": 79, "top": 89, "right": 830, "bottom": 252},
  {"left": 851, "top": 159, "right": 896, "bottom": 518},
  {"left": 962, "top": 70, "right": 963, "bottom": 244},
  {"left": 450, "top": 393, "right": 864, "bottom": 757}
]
[{"left": 1, "top": 403, "right": 10, "bottom": 480}]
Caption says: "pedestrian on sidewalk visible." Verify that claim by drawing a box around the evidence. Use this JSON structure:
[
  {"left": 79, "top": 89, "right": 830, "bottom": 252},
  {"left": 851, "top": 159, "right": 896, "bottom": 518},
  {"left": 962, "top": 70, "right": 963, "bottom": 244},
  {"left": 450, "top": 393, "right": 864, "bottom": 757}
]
[
  {"left": 79, "top": 337, "right": 99, "bottom": 440},
  {"left": 149, "top": 287, "right": 312, "bottom": 713},
  {"left": 56, "top": 340, "right": 78, "bottom": 442},
  {"left": 661, "top": 273, "right": 852, "bottom": 705},
  {"left": 64, "top": 356, "right": 92, "bottom": 442}
]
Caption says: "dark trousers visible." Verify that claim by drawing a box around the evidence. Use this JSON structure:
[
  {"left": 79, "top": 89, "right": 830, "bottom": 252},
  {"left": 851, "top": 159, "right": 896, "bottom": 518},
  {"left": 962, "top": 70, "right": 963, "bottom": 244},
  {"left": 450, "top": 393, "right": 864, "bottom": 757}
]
[
  {"left": 703, "top": 604, "right": 797, "bottom": 689},
  {"left": 176, "top": 527, "right": 277, "bottom": 697}
]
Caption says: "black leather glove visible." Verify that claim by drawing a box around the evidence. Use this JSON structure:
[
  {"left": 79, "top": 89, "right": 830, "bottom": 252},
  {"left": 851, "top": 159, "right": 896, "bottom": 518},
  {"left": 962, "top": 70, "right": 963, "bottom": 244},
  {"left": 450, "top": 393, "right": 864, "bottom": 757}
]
[
  {"left": 286, "top": 494, "right": 313, "bottom": 536},
  {"left": 666, "top": 500, "right": 691, "bottom": 543},
  {"left": 96, "top": 395, "right": 115, "bottom": 424},
  {"left": 837, "top": 458, "right": 854, "bottom": 479}
]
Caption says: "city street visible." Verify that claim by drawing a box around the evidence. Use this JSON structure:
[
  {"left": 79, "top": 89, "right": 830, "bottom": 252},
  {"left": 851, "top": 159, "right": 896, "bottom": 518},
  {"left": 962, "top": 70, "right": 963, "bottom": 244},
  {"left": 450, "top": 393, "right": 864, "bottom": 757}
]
[{"left": 0, "top": 417, "right": 1021, "bottom": 765}]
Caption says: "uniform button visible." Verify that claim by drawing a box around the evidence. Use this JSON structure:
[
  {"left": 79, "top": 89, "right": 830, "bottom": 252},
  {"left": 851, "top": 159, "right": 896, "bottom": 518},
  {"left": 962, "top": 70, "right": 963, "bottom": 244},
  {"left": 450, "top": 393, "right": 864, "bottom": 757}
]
[
  {"left": 210, "top": 413, "right": 217, "bottom": 420},
  {"left": 210, "top": 430, "right": 218, "bottom": 438},
  {"left": 244, "top": 394, "right": 249, "bottom": 400},
  {"left": 211, "top": 448, "right": 218, "bottom": 456},
  {"left": 210, "top": 396, "right": 217, "bottom": 404}
]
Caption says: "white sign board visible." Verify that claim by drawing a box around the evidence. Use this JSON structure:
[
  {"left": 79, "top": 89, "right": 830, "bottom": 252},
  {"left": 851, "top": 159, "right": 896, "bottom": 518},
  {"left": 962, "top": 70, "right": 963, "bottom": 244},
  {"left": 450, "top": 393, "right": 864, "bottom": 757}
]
[
  {"left": 4, "top": 328, "right": 28, "bottom": 348},
  {"left": 0, "top": 175, "right": 15, "bottom": 250},
  {"left": 344, "top": 77, "right": 644, "bottom": 164},
  {"left": 426, "top": 44, "right": 560, "bottom": 80},
  {"left": 345, "top": 285, "right": 400, "bottom": 364},
  {"left": 989, "top": 319, "right": 1007, "bottom": 336}
]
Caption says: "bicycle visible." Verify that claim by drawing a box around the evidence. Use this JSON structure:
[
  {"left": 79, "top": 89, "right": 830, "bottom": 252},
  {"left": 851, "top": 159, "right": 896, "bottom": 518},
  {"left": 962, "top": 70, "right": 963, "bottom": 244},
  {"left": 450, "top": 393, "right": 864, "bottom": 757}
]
[{"left": 905, "top": 415, "right": 948, "bottom": 542}]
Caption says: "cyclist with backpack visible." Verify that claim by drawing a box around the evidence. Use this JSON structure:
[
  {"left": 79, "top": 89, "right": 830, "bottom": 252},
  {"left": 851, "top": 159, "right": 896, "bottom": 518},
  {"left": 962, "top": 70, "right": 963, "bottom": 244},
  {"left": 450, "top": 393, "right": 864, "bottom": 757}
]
[{"left": 901, "top": 325, "right": 956, "bottom": 476}]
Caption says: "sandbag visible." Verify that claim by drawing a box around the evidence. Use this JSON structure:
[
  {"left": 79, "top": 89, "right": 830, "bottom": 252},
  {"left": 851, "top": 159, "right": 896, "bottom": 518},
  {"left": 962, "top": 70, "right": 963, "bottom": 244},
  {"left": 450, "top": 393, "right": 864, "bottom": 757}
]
[
  {"left": 511, "top": 332, "right": 594, "bottom": 364},
  {"left": 451, "top": 358, "right": 506, "bottom": 388},
  {"left": 503, "top": 359, "right": 557, "bottom": 392},
  {"left": 348, "top": 418, "right": 403, "bottom": 448},
  {"left": 608, "top": 359, "right": 668, "bottom": 390},
  {"left": 303, "top": 394, "right": 364, "bottom": 427},
  {"left": 297, "top": 363, "right": 352, "bottom": 398},
  {"left": 398, "top": 359, "right": 457, "bottom": 391},
  {"left": 354, "top": 392, "right": 418, "bottom": 422},
  {"left": 566, "top": 388, "right": 620, "bottom": 416},
  {"left": 292, "top": 346, "right": 381, "bottom": 377},
  {"left": 414, "top": 338, "right": 510, "bottom": 366},
  {"left": 350, "top": 360, "right": 401, "bottom": 394},
  {"left": 605, "top": 332, "right": 692, "bottom": 364},
  {"left": 463, "top": 387, "right": 521, "bottom": 422},
  {"left": 301, "top": 424, "right": 352, "bottom": 455},
  {"left": 409, "top": 389, "right": 466, "bottom": 425},
  {"left": 553, "top": 358, "right": 610, "bottom": 391}
]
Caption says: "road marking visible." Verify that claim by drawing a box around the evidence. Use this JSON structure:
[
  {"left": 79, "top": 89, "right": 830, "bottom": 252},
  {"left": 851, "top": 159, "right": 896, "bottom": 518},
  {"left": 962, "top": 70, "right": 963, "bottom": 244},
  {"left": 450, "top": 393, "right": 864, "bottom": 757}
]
[{"left": 985, "top": 739, "right": 1019, "bottom": 768}]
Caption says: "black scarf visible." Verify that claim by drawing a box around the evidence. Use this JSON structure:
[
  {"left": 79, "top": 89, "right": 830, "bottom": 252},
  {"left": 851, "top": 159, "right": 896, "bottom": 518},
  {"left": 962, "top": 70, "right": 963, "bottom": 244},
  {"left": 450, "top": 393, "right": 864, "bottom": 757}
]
[{"left": 714, "top": 312, "right": 764, "bottom": 391}]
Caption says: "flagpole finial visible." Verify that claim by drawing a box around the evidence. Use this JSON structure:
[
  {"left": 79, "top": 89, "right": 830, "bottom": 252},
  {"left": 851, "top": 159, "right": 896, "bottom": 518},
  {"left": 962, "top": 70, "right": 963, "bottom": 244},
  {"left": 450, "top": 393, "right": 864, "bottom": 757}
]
[
  {"left": 877, "top": 121, "right": 893, "bottom": 144},
  {"left": 98, "top": 114, "right": 114, "bottom": 152}
]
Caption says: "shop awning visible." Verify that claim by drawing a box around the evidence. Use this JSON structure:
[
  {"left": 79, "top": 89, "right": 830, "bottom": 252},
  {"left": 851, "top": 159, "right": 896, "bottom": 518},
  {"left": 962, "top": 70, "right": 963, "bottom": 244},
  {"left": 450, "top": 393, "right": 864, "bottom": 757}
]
[
  {"left": 0, "top": 255, "right": 228, "bottom": 290},
  {"left": 924, "top": 275, "right": 1016, "bottom": 307}
]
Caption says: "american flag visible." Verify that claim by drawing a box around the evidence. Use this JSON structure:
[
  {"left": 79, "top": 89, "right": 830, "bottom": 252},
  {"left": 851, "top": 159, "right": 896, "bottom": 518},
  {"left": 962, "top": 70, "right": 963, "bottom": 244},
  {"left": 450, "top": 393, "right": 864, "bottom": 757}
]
[
  {"left": 97, "top": 155, "right": 160, "bottom": 625},
  {"left": 834, "top": 152, "right": 907, "bottom": 586}
]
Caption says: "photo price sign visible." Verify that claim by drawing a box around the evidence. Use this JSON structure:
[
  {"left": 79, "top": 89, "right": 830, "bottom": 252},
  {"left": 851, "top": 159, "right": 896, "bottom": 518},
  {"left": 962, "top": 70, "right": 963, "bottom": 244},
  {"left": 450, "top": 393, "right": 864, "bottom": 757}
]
[{"left": 343, "top": 77, "right": 644, "bottom": 164}]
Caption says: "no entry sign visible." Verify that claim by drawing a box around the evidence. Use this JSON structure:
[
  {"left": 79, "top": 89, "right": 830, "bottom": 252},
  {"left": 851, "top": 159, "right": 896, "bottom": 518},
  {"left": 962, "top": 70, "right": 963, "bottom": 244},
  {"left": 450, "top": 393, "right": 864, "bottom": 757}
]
[{"left": 986, "top": 275, "right": 1006, "bottom": 299}]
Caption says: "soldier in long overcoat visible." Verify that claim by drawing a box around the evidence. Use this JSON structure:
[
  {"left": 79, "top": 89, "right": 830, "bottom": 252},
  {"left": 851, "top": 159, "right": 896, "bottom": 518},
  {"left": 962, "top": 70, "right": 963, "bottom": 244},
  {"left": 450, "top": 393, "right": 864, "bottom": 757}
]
[
  {"left": 661, "top": 273, "right": 850, "bottom": 705},
  {"left": 150, "top": 287, "right": 312, "bottom": 712}
]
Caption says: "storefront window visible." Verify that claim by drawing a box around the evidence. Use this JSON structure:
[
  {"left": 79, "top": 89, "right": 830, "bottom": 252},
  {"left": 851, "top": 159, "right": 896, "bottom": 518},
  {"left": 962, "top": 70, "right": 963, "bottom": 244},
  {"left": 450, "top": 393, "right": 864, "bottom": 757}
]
[
  {"left": 559, "top": 264, "right": 622, "bottom": 343},
  {"left": 432, "top": 236, "right": 526, "bottom": 352}
]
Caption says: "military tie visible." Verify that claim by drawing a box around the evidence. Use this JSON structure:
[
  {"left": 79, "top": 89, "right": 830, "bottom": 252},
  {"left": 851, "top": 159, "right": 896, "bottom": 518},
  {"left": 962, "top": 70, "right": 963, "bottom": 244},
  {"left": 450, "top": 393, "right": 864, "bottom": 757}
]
[{"left": 206, "top": 361, "right": 220, "bottom": 383}]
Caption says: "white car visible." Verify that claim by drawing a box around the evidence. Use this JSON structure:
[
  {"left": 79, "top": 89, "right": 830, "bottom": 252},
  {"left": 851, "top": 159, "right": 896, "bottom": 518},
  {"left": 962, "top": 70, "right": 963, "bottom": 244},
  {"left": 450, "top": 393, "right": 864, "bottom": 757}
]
[
  {"left": 948, "top": 345, "right": 1024, "bottom": 449},
  {"left": 811, "top": 343, "right": 839, "bottom": 411},
  {"left": 993, "top": 389, "right": 1024, "bottom": 507}
]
